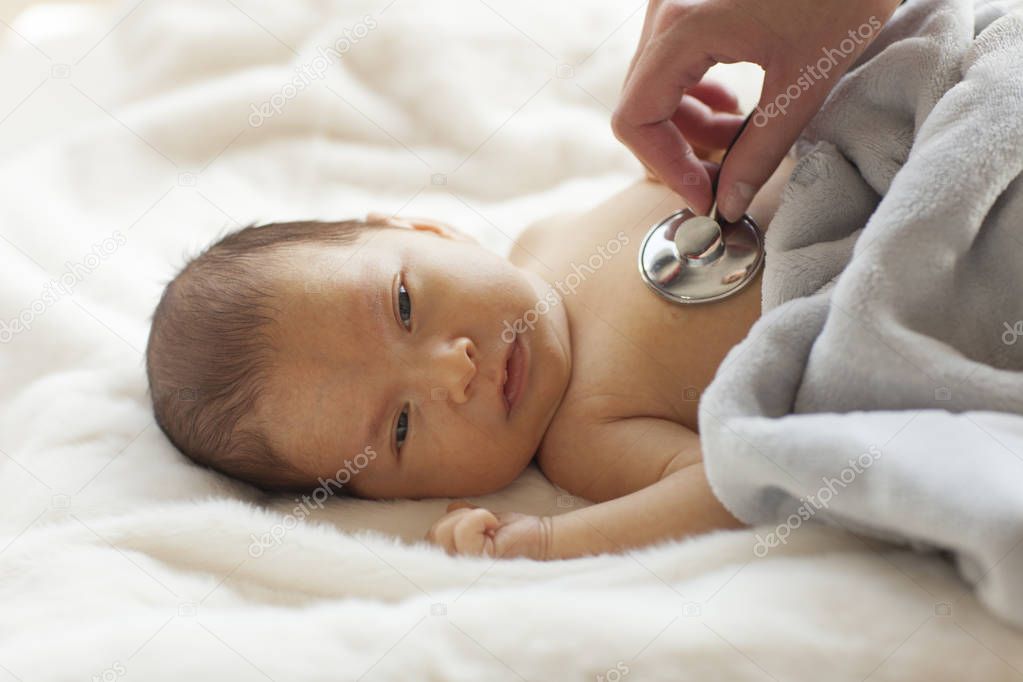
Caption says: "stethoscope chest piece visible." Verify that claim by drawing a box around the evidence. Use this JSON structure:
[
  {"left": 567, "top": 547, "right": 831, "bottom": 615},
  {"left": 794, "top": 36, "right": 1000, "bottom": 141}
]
[{"left": 638, "top": 208, "right": 764, "bottom": 304}]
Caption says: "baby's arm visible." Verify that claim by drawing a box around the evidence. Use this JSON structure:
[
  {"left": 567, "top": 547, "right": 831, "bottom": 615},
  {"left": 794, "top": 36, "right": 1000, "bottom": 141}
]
[
  {"left": 542, "top": 419, "right": 744, "bottom": 559},
  {"left": 426, "top": 419, "right": 745, "bottom": 560},
  {"left": 548, "top": 460, "right": 741, "bottom": 559}
]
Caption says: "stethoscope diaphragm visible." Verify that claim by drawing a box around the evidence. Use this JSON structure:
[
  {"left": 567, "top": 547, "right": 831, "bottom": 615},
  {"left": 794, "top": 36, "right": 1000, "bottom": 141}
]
[
  {"left": 637, "top": 207, "right": 764, "bottom": 304},
  {"left": 637, "top": 108, "right": 765, "bottom": 304}
]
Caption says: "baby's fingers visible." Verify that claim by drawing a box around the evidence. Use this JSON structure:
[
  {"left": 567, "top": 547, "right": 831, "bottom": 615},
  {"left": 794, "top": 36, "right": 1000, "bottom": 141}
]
[
  {"left": 452, "top": 508, "right": 501, "bottom": 556},
  {"left": 426, "top": 507, "right": 501, "bottom": 557}
]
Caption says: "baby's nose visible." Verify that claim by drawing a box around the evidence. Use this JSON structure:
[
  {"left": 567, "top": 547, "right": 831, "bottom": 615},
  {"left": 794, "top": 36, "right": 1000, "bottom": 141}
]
[{"left": 430, "top": 337, "right": 477, "bottom": 404}]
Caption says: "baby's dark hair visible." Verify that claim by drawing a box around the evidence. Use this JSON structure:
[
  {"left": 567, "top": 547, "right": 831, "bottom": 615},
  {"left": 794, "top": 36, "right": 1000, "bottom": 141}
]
[{"left": 145, "top": 218, "right": 384, "bottom": 493}]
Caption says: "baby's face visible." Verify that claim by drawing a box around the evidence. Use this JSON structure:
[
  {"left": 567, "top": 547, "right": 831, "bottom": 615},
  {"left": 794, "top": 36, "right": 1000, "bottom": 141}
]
[{"left": 257, "top": 219, "right": 572, "bottom": 499}]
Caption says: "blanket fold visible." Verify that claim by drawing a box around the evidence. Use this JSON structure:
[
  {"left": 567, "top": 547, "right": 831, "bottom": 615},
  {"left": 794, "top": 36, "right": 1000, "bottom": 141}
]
[{"left": 700, "top": 0, "right": 1023, "bottom": 627}]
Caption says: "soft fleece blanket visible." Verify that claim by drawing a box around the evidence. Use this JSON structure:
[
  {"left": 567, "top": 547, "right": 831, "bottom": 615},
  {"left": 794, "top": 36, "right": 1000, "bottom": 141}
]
[
  {"left": 701, "top": 0, "right": 1023, "bottom": 629},
  {"left": 2, "top": 0, "right": 1023, "bottom": 680}
]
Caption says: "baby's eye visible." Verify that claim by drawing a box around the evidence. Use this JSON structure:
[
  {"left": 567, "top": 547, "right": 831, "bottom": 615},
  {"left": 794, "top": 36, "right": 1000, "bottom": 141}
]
[
  {"left": 398, "top": 280, "right": 412, "bottom": 330},
  {"left": 395, "top": 404, "right": 409, "bottom": 451}
]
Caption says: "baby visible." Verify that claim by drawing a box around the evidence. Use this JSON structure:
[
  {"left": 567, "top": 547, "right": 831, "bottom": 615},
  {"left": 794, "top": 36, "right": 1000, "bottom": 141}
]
[{"left": 145, "top": 133, "right": 798, "bottom": 562}]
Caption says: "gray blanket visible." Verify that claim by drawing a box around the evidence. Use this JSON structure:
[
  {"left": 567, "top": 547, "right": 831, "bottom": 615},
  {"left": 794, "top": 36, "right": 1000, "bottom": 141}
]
[{"left": 699, "top": 0, "right": 1023, "bottom": 627}]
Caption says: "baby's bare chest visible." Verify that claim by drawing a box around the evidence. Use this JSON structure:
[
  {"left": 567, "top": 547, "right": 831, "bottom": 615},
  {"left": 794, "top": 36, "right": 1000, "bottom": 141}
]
[
  {"left": 514, "top": 179, "right": 763, "bottom": 430},
  {"left": 549, "top": 231, "right": 761, "bottom": 431}
]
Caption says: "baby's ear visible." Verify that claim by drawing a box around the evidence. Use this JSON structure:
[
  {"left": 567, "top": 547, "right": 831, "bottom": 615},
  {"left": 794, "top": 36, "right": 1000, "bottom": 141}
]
[
  {"left": 365, "top": 211, "right": 417, "bottom": 229},
  {"left": 365, "top": 212, "right": 476, "bottom": 243},
  {"left": 408, "top": 218, "right": 477, "bottom": 243}
]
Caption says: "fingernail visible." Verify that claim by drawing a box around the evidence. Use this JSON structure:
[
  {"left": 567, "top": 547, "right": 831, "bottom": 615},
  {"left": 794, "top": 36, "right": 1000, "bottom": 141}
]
[{"left": 720, "top": 182, "right": 756, "bottom": 222}]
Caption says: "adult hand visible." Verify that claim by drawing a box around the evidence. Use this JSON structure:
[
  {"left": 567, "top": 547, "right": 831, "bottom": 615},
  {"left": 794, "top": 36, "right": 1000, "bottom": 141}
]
[{"left": 612, "top": 0, "right": 902, "bottom": 221}]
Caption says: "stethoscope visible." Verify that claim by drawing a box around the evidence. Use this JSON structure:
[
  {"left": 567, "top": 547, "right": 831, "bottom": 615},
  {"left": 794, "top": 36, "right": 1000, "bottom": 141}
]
[{"left": 638, "top": 111, "right": 764, "bottom": 304}]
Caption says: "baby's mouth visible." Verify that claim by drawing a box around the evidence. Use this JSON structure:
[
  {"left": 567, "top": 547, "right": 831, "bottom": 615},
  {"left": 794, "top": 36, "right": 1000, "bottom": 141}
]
[{"left": 501, "top": 334, "right": 527, "bottom": 417}]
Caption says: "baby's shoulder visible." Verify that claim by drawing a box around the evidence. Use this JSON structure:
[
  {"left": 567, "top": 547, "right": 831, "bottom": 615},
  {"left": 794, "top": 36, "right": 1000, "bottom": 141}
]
[
  {"left": 536, "top": 386, "right": 698, "bottom": 503},
  {"left": 507, "top": 209, "right": 582, "bottom": 270},
  {"left": 534, "top": 395, "right": 613, "bottom": 497}
]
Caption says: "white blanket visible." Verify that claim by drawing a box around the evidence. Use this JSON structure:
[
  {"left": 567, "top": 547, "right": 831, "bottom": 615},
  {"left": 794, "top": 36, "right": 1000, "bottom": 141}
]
[
  {"left": 701, "top": 0, "right": 1023, "bottom": 629},
  {"left": 2, "top": 0, "right": 1023, "bottom": 679}
]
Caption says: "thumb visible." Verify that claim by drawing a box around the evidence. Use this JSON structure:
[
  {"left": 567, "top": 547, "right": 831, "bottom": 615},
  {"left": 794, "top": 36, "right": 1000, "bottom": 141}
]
[{"left": 716, "top": 63, "right": 843, "bottom": 223}]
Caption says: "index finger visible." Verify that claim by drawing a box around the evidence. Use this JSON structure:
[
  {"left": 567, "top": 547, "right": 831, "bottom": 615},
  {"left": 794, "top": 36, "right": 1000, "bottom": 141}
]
[{"left": 612, "top": 37, "right": 717, "bottom": 212}]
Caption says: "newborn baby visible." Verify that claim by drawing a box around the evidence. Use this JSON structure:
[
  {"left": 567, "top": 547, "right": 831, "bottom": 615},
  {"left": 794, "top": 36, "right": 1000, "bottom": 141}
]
[{"left": 145, "top": 137, "right": 797, "bottom": 562}]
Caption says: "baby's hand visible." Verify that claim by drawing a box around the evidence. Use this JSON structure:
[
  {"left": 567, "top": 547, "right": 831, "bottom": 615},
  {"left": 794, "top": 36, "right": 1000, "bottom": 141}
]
[{"left": 425, "top": 501, "right": 551, "bottom": 560}]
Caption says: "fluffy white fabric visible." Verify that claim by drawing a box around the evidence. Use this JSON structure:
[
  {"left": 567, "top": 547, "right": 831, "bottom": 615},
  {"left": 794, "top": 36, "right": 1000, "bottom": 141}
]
[{"left": 0, "top": 0, "right": 1021, "bottom": 679}]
